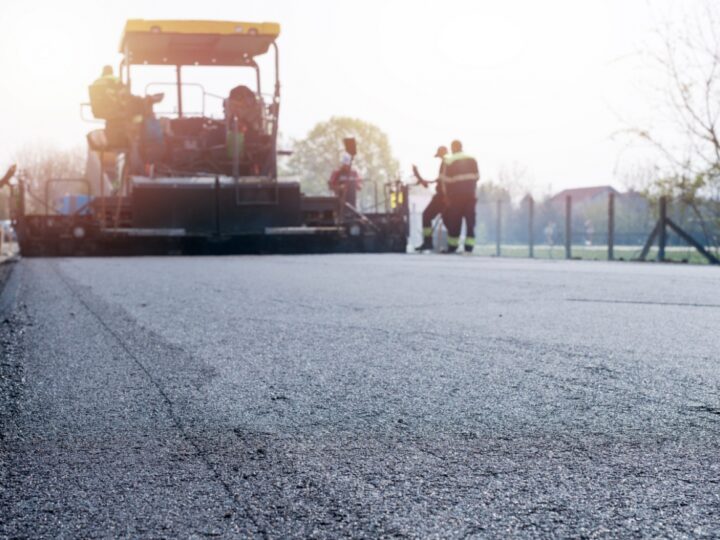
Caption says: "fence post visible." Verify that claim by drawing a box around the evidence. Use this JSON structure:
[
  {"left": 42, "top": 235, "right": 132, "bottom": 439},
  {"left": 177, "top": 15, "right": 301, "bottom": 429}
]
[
  {"left": 658, "top": 196, "right": 667, "bottom": 261},
  {"left": 528, "top": 196, "right": 534, "bottom": 258},
  {"left": 565, "top": 195, "right": 572, "bottom": 259},
  {"left": 496, "top": 199, "right": 502, "bottom": 257},
  {"left": 18, "top": 179, "right": 25, "bottom": 219},
  {"left": 608, "top": 192, "right": 615, "bottom": 261},
  {"left": 373, "top": 178, "right": 379, "bottom": 213}
]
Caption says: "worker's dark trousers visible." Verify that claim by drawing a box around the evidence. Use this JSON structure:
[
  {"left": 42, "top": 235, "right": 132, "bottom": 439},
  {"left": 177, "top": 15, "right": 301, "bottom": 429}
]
[
  {"left": 344, "top": 185, "right": 357, "bottom": 208},
  {"left": 334, "top": 185, "right": 357, "bottom": 208},
  {"left": 422, "top": 193, "right": 446, "bottom": 240},
  {"left": 445, "top": 196, "right": 476, "bottom": 252}
]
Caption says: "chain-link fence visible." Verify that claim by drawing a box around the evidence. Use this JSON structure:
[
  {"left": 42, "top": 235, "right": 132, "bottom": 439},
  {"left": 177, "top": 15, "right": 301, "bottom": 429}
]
[{"left": 409, "top": 191, "right": 720, "bottom": 264}]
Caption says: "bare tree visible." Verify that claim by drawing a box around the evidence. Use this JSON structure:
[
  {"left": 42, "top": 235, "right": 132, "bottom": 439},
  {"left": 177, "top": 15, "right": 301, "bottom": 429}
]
[
  {"left": 495, "top": 161, "right": 534, "bottom": 203},
  {"left": 632, "top": 2, "right": 720, "bottom": 250},
  {"left": 12, "top": 144, "right": 86, "bottom": 214}
]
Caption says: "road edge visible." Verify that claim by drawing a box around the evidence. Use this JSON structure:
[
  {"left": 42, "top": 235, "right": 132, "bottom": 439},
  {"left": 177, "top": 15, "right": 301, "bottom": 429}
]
[
  {"left": 0, "top": 255, "right": 24, "bottom": 476},
  {"left": 0, "top": 256, "right": 20, "bottom": 318}
]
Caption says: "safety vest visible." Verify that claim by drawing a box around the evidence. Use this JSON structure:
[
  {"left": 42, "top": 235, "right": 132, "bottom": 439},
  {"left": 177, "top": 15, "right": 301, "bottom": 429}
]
[
  {"left": 89, "top": 74, "right": 124, "bottom": 119},
  {"left": 96, "top": 73, "right": 120, "bottom": 83},
  {"left": 442, "top": 152, "right": 479, "bottom": 182},
  {"left": 91, "top": 74, "right": 122, "bottom": 94},
  {"left": 441, "top": 152, "right": 479, "bottom": 196}
]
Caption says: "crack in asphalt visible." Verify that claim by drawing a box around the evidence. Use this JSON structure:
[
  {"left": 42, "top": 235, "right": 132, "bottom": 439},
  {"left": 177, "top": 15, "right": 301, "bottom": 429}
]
[
  {"left": 5, "top": 256, "right": 720, "bottom": 537},
  {"left": 688, "top": 404, "right": 720, "bottom": 416},
  {"left": 50, "top": 263, "right": 260, "bottom": 537},
  {"left": 567, "top": 298, "right": 720, "bottom": 309}
]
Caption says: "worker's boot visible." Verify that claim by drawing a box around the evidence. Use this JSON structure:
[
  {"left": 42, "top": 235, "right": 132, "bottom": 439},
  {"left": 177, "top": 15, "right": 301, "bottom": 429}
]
[
  {"left": 415, "top": 237, "right": 433, "bottom": 251},
  {"left": 442, "top": 237, "right": 460, "bottom": 254},
  {"left": 464, "top": 237, "right": 475, "bottom": 254}
]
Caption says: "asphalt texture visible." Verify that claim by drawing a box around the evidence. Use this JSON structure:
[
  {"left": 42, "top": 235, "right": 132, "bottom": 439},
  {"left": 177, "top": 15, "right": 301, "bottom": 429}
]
[{"left": 1, "top": 255, "right": 720, "bottom": 538}]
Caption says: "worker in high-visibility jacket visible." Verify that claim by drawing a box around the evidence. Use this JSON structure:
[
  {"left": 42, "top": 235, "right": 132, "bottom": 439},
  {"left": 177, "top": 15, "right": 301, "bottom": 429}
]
[
  {"left": 88, "top": 66, "right": 126, "bottom": 120},
  {"left": 412, "top": 146, "right": 448, "bottom": 251},
  {"left": 89, "top": 65, "right": 163, "bottom": 121},
  {"left": 441, "top": 140, "right": 479, "bottom": 253}
]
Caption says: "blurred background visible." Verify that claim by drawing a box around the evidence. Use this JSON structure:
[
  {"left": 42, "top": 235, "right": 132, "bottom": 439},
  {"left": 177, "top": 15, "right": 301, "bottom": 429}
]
[{"left": 1, "top": 0, "right": 719, "bottom": 260}]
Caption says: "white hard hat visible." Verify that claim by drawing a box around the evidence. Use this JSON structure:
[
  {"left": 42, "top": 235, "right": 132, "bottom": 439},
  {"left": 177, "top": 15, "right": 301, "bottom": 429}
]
[{"left": 341, "top": 153, "right": 352, "bottom": 166}]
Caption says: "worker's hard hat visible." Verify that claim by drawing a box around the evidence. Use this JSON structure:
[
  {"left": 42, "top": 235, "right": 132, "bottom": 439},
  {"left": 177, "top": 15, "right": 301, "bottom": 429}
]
[
  {"left": 434, "top": 146, "right": 448, "bottom": 158},
  {"left": 341, "top": 153, "right": 352, "bottom": 166}
]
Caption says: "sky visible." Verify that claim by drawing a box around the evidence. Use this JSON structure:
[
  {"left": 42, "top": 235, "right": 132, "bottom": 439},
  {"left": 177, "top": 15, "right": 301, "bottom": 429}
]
[{"left": 0, "top": 0, "right": 703, "bottom": 194}]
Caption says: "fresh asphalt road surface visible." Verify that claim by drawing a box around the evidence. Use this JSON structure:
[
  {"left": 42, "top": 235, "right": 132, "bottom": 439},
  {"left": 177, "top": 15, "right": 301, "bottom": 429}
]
[{"left": 1, "top": 255, "right": 720, "bottom": 538}]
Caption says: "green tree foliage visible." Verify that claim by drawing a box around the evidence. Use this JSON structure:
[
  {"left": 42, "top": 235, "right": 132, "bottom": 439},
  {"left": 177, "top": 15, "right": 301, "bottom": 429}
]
[{"left": 287, "top": 117, "right": 399, "bottom": 207}]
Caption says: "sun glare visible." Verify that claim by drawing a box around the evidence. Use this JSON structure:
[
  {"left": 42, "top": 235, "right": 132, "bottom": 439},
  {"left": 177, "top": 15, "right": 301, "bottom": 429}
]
[{"left": 437, "top": 12, "right": 530, "bottom": 70}]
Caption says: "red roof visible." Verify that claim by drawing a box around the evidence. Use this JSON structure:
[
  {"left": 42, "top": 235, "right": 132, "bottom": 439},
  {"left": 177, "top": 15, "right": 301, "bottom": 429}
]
[{"left": 550, "top": 185, "right": 618, "bottom": 204}]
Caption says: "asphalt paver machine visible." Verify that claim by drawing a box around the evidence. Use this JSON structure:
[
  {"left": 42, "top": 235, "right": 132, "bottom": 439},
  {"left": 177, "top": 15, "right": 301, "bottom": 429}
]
[{"left": 13, "top": 20, "right": 408, "bottom": 255}]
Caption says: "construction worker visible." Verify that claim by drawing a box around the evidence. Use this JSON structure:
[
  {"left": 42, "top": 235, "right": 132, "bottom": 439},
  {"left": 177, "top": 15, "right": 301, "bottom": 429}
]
[
  {"left": 412, "top": 146, "right": 448, "bottom": 251},
  {"left": 88, "top": 66, "right": 125, "bottom": 120},
  {"left": 89, "top": 66, "right": 163, "bottom": 120},
  {"left": 89, "top": 66, "right": 164, "bottom": 153},
  {"left": 88, "top": 65, "right": 132, "bottom": 149},
  {"left": 329, "top": 153, "right": 362, "bottom": 209},
  {"left": 442, "top": 140, "right": 479, "bottom": 253}
]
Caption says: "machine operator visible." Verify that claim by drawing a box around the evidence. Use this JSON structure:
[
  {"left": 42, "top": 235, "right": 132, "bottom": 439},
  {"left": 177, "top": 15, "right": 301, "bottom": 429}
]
[
  {"left": 90, "top": 65, "right": 164, "bottom": 119},
  {"left": 89, "top": 66, "right": 164, "bottom": 149}
]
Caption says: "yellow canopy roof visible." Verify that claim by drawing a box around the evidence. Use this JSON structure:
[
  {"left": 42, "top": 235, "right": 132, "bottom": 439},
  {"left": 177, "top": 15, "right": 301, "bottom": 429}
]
[{"left": 120, "top": 19, "right": 281, "bottom": 66}]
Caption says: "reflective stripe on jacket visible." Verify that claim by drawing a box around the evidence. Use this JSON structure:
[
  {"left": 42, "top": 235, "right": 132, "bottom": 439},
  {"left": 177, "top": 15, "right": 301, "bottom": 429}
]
[
  {"left": 441, "top": 152, "right": 479, "bottom": 196},
  {"left": 90, "top": 74, "right": 123, "bottom": 102}
]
